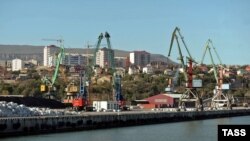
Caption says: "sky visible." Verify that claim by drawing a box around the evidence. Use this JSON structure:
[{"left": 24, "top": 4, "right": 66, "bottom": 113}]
[{"left": 0, "top": 0, "right": 250, "bottom": 65}]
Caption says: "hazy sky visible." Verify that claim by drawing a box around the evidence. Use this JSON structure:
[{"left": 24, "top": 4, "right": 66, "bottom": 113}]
[{"left": 0, "top": 0, "right": 249, "bottom": 65}]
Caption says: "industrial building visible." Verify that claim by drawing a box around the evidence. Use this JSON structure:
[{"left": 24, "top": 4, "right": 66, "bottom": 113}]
[
  {"left": 129, "top": 51, "right": 150, "bottom": 67},
  {"left": 138, "top": 93, "right": 182, "bottom": 109}
]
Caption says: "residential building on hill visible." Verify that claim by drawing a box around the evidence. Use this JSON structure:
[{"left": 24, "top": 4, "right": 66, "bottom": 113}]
[
  {"left": 142, "top": 64, "right": 153, "bottom": 74},
  {"left": 43, "top": 45, "right": 60, "bottom": 67},
  {"left": 64, "top": 53, "right": 87, "bottom": 66},
  {"left": 129, "top": 51, "right": 150, "bottom": 67},
  {"left": 114, "top": 57, "right": 127, "bottom": 68},
  {"left": 96, "top": 47, "right": 114, "bottom": 68},
  {"left": 12, "top": 58, "right": 23, "bottom": 71}
]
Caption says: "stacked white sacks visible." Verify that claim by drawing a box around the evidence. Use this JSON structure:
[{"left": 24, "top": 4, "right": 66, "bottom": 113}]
[{"left": 0, "top": 101, "right": 79, "bottom": 117}]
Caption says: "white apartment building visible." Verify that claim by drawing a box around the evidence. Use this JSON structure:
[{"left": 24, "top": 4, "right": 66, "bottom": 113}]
[
  {"left": 12, "top": 58, "right": 23, "bottom": 71},
  {"left": 96, "top": 47, "right": 114, "bottom": 68},
  {"left": 43, "top": 45, "right": 60, "bottom": 67},
  {"left": 129, "top": 51, "right": 150, "bottom": 67}
]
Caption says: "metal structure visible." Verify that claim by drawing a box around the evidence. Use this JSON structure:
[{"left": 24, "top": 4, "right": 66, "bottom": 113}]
[
  {"left": 168, "top": 27, "right": 203, "bottom": 111},
  {"left": 201, "top": 39, "right": 231, "bottom": 109},
  {"left": 166, "top": 67, "right": 180, "bottom": 92},
  {"left": 40, "top": 39, "right": 65, "bottom": 99},
  {"left": 63, "top": 80, "right": 78, "bottom": 106},
  {"left": 92, "top": 32, "right": 114, "bottom": 69},
  {"left": 113, "top": 73, "right": 124, "bottom": 108},
  {"left": 72, "top": 70, "right": 88, "bottom": 111}
]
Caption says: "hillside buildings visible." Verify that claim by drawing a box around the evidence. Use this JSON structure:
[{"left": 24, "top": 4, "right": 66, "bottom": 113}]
[
  {"left": 95, "top": 47, "right": 114, "bottom": 68},
  {"left": 12, "top": 58, "right": 23, "bottom": 71},
  {"left": 114, "top": 57, "right": 128, "bottom": 68},
  {"left": 43, "top": 45, "right": 60, "bottom": 67},
  {"left": 64, "top": 53, "right": 87, "bottom": 66},
  {"left": 129, "top": 51, "right": 150, "bottom": 67}
]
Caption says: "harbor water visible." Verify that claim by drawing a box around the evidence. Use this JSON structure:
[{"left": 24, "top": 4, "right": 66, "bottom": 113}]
[{"left": 2, "top": 115, "right": 250, "bottom": 141}]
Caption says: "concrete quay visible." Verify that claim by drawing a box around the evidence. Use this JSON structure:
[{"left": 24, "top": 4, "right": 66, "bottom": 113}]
[{"left": 1, "top": 108, "right": 250, "bottom": 137}]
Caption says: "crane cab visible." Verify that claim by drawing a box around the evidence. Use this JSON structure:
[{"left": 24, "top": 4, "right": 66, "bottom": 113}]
[{"left": 40, "top": 84, "right": 48, "bottom": 92}]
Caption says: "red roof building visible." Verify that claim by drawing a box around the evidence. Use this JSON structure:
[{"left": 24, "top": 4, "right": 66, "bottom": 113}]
[
  {"left": 245, "top": 66, "right": 250, "bottom": 72},
  {"left": 139, "top": 93, "right": 182, "bottom": 109}
]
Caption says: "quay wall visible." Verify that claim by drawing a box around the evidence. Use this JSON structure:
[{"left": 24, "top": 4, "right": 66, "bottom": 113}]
[{"left": 1, "top": 109, "right": 250, "bottom": 137}]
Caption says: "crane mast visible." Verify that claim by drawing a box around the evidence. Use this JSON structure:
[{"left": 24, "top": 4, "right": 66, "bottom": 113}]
[
  {"left": 113, "top": 73, "right": 124, "bottom": 107},
  {"left": 168, "top": 27, "right": 203, "bottom": 111},
  {"left": 71, "top": 70, "right": 89, "bottom": 111}
]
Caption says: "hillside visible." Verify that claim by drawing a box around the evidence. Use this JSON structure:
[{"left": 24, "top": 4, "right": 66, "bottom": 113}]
[{"left": 0, "top": 44, "right": 177, "bottom": 64}]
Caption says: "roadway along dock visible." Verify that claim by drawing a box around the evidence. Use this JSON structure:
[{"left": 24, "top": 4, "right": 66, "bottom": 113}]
[{"left": 1, "top": 108, "right": 250, "bottom": 137}]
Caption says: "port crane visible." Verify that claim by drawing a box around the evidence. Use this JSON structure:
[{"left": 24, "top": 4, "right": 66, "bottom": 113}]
[
  {"left": 113, "top": 73, "right": 125, "bottom": 109},
  {"left": 93, "top": 32, "right": 114, "bottom": 69},
  {"left": 168, "top": 27, "right": 203, "bottom": 111},
  {"left": 72, "top": 70, "right": 89, "bottom": 111},
  {"left": 40, "top": 38, "right": 65, "bottom": 99},
  {"left": 201, "top": 39, "right": 231, "bottom": 109}
]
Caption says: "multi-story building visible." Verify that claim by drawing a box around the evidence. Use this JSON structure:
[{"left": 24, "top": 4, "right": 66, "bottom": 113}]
[
  {"left": 12, "top": 58, "right": 23, "bottom": 71},
  {"left": 143, "top": 64, "right": 153, "bottom": 74},
  {"left": 43, "top": 45, "right": 60, "bottom": 67},
  {"left": 129, "top": 51, "right": 150, "bottom": 67},
  {"left": 114, "top": 57, "right": 127, "bottom": 68},
  {"left": 64, "top": 53, "right": 87, "bottom": 66},
  {"left": 96, "top": 47, "right": 114, "bottom": 68}
]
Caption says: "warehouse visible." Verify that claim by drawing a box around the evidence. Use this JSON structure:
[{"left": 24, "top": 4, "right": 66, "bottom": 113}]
[{"left": 139, "top": 93, "right": 182, "bottom": 109}]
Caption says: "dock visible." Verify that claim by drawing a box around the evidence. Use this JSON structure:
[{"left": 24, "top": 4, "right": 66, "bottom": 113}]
[{"left": 1, "top": 108, "right": 250, "bottom": 137}]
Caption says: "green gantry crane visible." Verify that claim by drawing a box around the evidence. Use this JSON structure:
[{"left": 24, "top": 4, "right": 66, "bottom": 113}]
[
  {"left": 201, "top": 39, "right": 231, "bottom": 109},
  {"left": 168, "top": 27, "right": 203, "bottom": 111}
]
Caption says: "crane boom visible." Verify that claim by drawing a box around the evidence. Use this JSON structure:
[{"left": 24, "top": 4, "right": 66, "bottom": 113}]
[
  {"left": 201, "top": 39, "right": 220, "bottom": 84},
  {"left": 92, "top": 32, "right": 114, "bottom": 69},
  {"left": 168, "top": 27, "right": 195, "bottom": 82},
  {"left": 51, "top": 46, "right": 64, "bottom": 85},
  {"left": 175, "top": 35, "right": 188, "bottom": 81},
  {"left": 93, "top": 33, "right": 104, "bottom": 66},
  {"left": 41, "top": 38, "right": 65, "bottom": 98},
  {"left": 210, "top": 40, "right": 222, "bottom": 65},
  {"left": 176, "top": 29, "right": 193, "bottom": 61},
  {"left": 201, "top": 41, "right": 209, "bottom": 64},
  {"left": 169, "top": 27, "right": 195, "bottom": 61},
  {"left": 105, "top": 32, "right": 114, "bottom": 69},
  {"left": 168, "top": 28, "right": 178, "bottom": 57}
]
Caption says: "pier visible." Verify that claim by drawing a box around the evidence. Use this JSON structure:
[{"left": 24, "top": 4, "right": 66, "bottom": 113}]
[{"left": 1, "top": 108, "right": 250, "bottom": 137}]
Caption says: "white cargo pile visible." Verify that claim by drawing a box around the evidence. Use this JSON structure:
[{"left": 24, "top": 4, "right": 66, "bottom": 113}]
[{"left": 0, "top": 101, "right": 79, "bottom": 117}]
